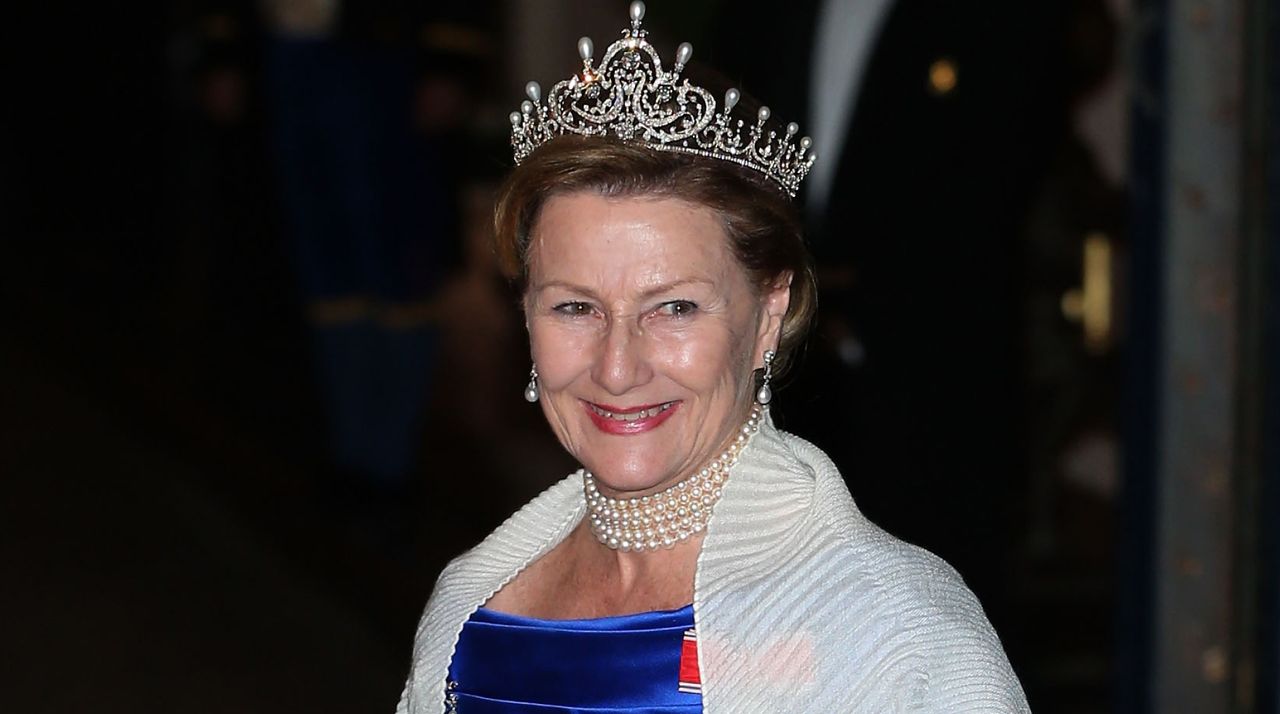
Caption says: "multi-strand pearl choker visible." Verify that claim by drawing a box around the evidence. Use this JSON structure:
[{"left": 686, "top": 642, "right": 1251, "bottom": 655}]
[{"left": 583, "top": 404, "right": 765, "bottom": 552}]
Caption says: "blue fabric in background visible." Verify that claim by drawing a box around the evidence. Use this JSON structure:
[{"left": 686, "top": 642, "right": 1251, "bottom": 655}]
[
  {"left": 264, "top": 36, "right": 446, "bottom": 489},
  {"left": 447, "top": 605, "right": 702, "bottom": 712}
]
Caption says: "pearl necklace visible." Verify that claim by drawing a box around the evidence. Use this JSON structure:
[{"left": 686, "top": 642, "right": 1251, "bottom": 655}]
[{"left": 583, "top": 404, "right": 764, "bottom": 552}]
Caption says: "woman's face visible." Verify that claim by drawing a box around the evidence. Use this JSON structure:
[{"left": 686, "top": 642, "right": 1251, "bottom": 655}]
[{"left": 525, "top": 192, "right": 790, "bottom": 497}]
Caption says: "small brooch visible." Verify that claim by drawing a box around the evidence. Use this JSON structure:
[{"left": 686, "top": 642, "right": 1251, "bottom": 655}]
[{"left": 444, "top": 679, "right": 459, "bottom": 713}]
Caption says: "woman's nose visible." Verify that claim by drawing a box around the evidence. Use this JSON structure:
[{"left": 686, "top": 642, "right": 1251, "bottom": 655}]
[{"left": 593, "top": 318, "right": 652, "bottom": 395}]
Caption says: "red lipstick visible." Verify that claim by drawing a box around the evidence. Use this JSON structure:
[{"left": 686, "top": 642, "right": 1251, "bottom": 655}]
[{"left": 584, "top": 400, "right": 680, "bottom": 435}]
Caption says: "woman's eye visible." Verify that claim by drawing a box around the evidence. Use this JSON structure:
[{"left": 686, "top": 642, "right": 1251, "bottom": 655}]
[
  {"left": 553, "top": 301, "right": 594, "bottom": 316},
  {"left": 658, "top": 300, "right": 698, "bottom": 317}
]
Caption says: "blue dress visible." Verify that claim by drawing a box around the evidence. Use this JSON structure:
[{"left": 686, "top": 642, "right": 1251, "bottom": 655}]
[{"left": 445, "top": 605, "right": 703, "bottom": 712}]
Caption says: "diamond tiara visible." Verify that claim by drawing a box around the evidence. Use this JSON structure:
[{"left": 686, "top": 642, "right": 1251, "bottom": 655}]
[{"left": 508, "top": 0, "right": 817, "bottom": 198}]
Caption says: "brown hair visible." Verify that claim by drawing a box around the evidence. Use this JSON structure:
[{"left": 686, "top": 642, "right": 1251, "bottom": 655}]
[{"left": 493, "top": 135, "right": 817, "bottom": 376}]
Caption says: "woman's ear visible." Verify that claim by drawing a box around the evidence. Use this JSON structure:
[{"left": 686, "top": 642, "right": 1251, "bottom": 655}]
[{"left": 755, "top": 271, "right": 793, "bottom": 362}]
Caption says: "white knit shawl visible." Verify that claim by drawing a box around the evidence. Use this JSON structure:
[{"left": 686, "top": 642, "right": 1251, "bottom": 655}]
[{"left": 396, "top": 418, "right": 1030, "bottom": 713}]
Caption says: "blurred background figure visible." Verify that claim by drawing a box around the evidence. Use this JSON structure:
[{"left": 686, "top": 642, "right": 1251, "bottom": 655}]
[
  {"left": 261, "top": 0, "right": 445, "bottom": 523},
  {"left": 2, "top": 0, "right": 1276, "bottom": 712}
]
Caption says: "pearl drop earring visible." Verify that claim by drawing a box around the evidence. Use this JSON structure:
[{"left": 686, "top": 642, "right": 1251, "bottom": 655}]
[
  {"left": 524, "top": 365, "right": 540, "bottom": 403},
  {"left": 756, "top": 349, "right": 775, "bottom": 405}
]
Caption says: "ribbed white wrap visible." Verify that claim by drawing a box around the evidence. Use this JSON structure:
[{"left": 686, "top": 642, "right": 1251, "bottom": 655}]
[{"left": 396, "top": 418, "right": 1030, "bottom": 712}]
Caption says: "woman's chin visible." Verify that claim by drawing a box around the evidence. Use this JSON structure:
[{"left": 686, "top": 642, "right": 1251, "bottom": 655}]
[{"left": 581, "top": 457, "right": 678, "bottom": 498}]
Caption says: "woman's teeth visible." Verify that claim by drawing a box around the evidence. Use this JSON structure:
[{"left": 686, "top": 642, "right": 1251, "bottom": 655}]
[{"left": 590, "top": 402, "right": 674, "bottom": 421}]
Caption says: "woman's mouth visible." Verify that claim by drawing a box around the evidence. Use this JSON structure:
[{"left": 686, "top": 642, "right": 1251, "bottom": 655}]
[{"left": 584, "top": 400, "right": 679, "bottom": 434}]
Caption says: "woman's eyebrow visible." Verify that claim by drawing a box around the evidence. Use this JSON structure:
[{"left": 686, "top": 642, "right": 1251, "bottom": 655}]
[
  {"left": 531, "top": 280, "right": 592, "bottom": 294},
  {"left": 635, "top": 278, "right": 715, "bottom": 300},
  {"left": 530, "top": 277, "right": 715, "bottom": 299}
]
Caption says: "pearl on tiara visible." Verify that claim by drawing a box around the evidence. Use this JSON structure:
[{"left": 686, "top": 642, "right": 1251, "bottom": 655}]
[{"left": 583, "top": 404, "right": 764, "bottom": 552}]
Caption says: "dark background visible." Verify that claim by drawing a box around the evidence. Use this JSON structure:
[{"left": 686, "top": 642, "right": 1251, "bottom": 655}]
[{"left": 2, "top": 1, "right": 1275, "bottom": 712}]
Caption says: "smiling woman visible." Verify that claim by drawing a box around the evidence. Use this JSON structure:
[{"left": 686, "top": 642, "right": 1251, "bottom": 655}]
[
  {"left": 396, "top": 3, "right": 1028, "bottom": 713},
  {"left": 524, "top": 192, "right": 787, "bottom": 500}
]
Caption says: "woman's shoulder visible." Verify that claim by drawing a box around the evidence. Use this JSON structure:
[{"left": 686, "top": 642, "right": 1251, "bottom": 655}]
[
  {"left": 770, "top": 431, "right": 1027, "bottom": 709},
  {"left": 823, "top": 532, "right": 1028, "bottom": 710},
  {"left": 826, "top": 521, "right": 1008, "bottom": 662},
  {"left": 431, "top": 473, "right": 584, "bottom": 597},
  {"left": 772, "top": 428, "right": 999, "bottom": 630},
  {"left": 404, "top": 473, "right": 585, "bottom": 707}
]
